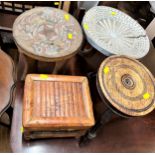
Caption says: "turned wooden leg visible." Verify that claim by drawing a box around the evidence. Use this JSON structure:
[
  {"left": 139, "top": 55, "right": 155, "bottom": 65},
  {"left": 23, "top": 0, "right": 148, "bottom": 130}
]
[
  {"left": 5, "top": 106, "right": 13, "bottom": 126},
  {"left": 79, "top": 108, "right": 114, "bottom": 146},
  {"left": 37, "top": 61, "right": 55, "bottom": 74},
  {"left": 80, "top": 42, "right": 95, "bottom": 57},
  {"left": 17, "top": 53, "right": 37, "bottom": 80},
  {"left": 52, "top": 60, "right": 67, "bottom": 74},
  {"left": 0, "top": 34, "right": 4, "bottom": 50},
  {"left": 24, "top": 55, "right": 37, "bottom": 75},
  {"left": 87, "top": 72, "right": 97, "bottom": 80}
]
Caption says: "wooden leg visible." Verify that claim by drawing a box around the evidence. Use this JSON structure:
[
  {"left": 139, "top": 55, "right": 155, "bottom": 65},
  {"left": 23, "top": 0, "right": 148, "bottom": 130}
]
[
  {"left": 17, "top": 53, "right": 37, "bottom": 80},
  {"left": 0, "top": 33, "right": 4, "bottom": 50},
  {"left": 18, "top": 53, "right": 68, "bottom": 77},
  {"left": 17, "top": 53, "right": 25, "bottom": 81},
  {"left": 24, "top": 55, "right": 37, "bottom": 74},
  {"left": 87, "top": 72, "right": 97, "bottom": 80},
  {"left": 80, "top": 42, "right": 94, "bottom": 57},
  {"left": 79, "top": 108, "right": 114, "bottom": 146},
  {"left": 38, "top": 60, "right": 67, "bottom": 74},
  {"left": 37, "top": 61, "right": 55, "bottom": 74},
  {"left": 52, "top": 60, "right": 67, "bottom": 74},
  {"left": 5, "top": 106, "right": 13, "bottom": 126}
]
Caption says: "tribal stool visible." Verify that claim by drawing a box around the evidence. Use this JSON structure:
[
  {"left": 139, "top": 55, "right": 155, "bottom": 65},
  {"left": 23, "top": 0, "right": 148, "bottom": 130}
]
[{"left": 80, "top": 55, "right": 155, "bottom": 145}]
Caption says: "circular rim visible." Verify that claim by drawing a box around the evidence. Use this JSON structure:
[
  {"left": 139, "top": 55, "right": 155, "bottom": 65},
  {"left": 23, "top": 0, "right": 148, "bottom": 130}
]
[
  {"left": 13, "top": 7, "right": 83, "bottom": 61},
  {"left": 96, "top": 77, "right": 131, "bottom": 118},
  {"left": 14, "top": 39, "right": 82, "bottom": 62},
  {"left": 82, "top": 6, "right": 150, "bottom": 59},
  {"left": 97, "top": 55, "right": 155, "bottom": 116}
]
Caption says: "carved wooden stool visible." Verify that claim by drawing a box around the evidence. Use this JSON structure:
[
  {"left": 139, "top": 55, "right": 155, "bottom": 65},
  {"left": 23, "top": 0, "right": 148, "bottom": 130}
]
[
  {"left": 23, "top": 74, "right": 95, "bottom": 140},
  {"left": 80, "top": 55, "right": 155, "bottom": 145},
  {"left": 13, "top": 7, "right": 83, "bottom": 79}
]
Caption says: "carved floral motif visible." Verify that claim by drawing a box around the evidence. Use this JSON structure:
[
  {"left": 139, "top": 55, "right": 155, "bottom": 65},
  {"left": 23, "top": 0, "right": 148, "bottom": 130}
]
[{"left": 13, "top": 7, "right": 82, "bottom": 58}]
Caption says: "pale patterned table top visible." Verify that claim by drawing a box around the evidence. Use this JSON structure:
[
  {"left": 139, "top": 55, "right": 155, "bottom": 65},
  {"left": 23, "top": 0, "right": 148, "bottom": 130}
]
[
  {"left": 82, "top": 6, "right": 150, "bottom": 59},
  {"left": 13, "top": 7, "right": 83, "bottom": 61}
]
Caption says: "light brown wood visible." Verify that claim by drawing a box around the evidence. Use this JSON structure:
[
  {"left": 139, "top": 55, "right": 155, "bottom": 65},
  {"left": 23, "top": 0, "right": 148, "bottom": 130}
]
[
  {"left": 97, "top": 55, "right": 155, "bottom": 117},
  {"left": 63, "top": 1, "right": 71, "bottom": 12},
  {"left": 23, "top": 74, "right": 95, "bottom": 140},
  {"left": 13, "top": 7, "right": 83, "bottom": 62},
  {"left": 58, "top": 1, "right": 62, "bottom": 9}
]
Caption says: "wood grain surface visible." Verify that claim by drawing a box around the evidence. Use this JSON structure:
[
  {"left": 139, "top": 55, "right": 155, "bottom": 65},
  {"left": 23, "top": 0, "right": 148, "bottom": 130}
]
[
  {"left": 98, "top": 55, "right": 155, "bottom": 116},
  {"left": 23, "top": 74, "right": 95, "bottom": 139}
]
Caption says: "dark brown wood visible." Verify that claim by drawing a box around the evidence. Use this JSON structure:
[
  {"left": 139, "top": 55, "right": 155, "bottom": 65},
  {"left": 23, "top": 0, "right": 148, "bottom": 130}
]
[
  {"left": 0, "top": 2, "right": 71, "bottom": 29},
  {"left": 0, "top": 2, "right": 67, "bottom": 15},
  {"left": 37, "top": 61, "right": 55, "bottom": 74},
  {"left": 0, "top": 32, "right": 3, "bottom": 49},
  {"left": 10, "top": 82, "right": 155, "bottom": 153},
  {"left": 79, "top": 108, "right": 115, "bottom": 146},
  {"left": 23, "top": 74, "right": 95, "bottom": 140},
  {"left": 52, "top": 60, "right": 67, "bottom": 74},
  {"left": 1, "top": 2, "right": 5, "bottom": 10},
  {"left": 0, "top": 125, "right": 12, "bottom": 152},
  {"left": 12, "top": 2, "right": 15, "bottom": 12},
  {"left": 0, "top": 13, "right": 17, "bottom": 28}
]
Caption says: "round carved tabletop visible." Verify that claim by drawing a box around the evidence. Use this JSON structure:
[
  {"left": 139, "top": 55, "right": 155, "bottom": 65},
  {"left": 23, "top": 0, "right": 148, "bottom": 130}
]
[
  {"left": 13, "top": 7, "right": 83, "bottom": 62},
  {"left": 82, "top": 6, "right": 150, "bottom": 59},
  {"left": 97, "top": 55, "right": 155, "bottom": 117}
]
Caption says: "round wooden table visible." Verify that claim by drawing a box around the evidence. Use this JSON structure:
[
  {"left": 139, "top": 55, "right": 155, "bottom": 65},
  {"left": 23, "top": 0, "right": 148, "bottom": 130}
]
[
  {"left": 80, "top": 55, "right": 155, "bottom": 145},
  {"left": 13, "top": 7, "right": 83, "bottom": 79},
  {"left": 97, "top": 55, "right": 155, "bottom": 117}
]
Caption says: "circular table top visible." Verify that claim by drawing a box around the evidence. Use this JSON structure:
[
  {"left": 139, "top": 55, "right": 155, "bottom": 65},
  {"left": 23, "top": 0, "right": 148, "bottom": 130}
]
[
  {"left": 82, "top": 6, "right": 150, "bottom": 59},
  {"left": 98, "top": 55, "right": 155, "bottom": 116},
  {"left": 13, "top": 7, "right": 83, "bottom": 62}
]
